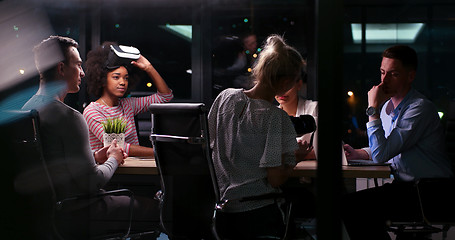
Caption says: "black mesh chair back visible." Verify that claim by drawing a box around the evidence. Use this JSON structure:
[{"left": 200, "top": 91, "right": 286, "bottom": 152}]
[
  {"left": 2, "top": 109, "right": 55, "bottom": 239},
  {"left": 2, "top": 109, "right": 153, "bottom": 240},
  {"left": 149, "top": 103, "right": 218, "bottom": 240}
]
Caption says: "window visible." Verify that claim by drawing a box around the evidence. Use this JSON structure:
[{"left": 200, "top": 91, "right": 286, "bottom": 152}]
[
  {"left": 342, "top": 3, "right": 455, "bottom": 147},
  {"left": 99, "top": 3, "right": 192, "bottom": 100}
]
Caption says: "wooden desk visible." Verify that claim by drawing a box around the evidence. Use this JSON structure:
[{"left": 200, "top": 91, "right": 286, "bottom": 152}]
[
  {"left": 116, "top": 157, "right": 158, "bottom": 175},
  {"left": 118, "top": 158, "right": 391, "bottom": 179},
  {"left": 292, "top": 160, "right": 391, "bottom": 178}
]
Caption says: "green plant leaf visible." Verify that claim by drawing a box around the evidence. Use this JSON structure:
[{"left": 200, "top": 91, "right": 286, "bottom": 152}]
[{"left": 102, "top": 117, "right": 127, "bottom": 134}]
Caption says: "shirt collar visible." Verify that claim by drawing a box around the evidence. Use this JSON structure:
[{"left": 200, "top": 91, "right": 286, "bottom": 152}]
[{"left": 386, "top": 88, "right": 415, "bottom": 121}]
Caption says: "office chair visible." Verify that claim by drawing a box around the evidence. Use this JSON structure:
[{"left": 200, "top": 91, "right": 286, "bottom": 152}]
[
  {"left": 2, "top": 109, "right": 53, "bottom": 239},
  {"left": 388, "top": 101, "right": 455, "bottom": 240},
  {"left": 387, "top": 178, "right": 455, "bottom": 240},
  {"left": 3, "top": 109, "right": 156, "bottom": 240},
  {"left": 149, "top": 103, "right": 217, "bottom": 239},
  {"left": 149, "top": 103, "right": 296, "bottom": 240}
]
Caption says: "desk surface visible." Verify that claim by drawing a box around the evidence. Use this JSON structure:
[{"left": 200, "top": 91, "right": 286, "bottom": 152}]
[
  {"left": 116, "top": 157, "right": 158, "bottom": 175},
  {"left": 293, "top": 160, "right": 391, "bottom": 178},
  {"left": 118, "top": 158, "right": 391, "bottom": 178}
]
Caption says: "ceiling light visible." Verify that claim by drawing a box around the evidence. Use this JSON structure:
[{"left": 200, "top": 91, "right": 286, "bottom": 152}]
[
  {"left": 159, "top": 24, "right": 192, "bottom": 41},
  {"left": 351, "top": 23, "right": 424, "bottom": 44}
]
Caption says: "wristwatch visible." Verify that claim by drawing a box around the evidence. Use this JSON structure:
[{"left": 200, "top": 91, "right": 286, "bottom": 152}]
[{"left": 366, "top": 106, "right": 377, "bottom": 117}]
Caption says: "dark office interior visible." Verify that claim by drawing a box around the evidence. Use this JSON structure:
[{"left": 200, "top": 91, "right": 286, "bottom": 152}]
[{"left": 1, "top": 0, "right": 455, "bottom": 239}]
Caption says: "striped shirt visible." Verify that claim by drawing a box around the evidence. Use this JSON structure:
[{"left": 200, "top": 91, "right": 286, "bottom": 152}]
[{"left": 83, "top": 91, "right": 173, "bottom": 155}]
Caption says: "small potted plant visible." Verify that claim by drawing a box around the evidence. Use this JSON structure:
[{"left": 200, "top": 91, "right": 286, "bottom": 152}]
[{"left": 102, "top": 117, "right": 127, "bottom": 149}]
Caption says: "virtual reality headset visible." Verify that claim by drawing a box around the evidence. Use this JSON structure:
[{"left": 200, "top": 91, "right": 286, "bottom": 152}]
[
  {"left": 290, "top": 115, "right": 316, "bottom": 136},
  {"left": 105, "top": 45, "right": 140, "bottom": 69}
]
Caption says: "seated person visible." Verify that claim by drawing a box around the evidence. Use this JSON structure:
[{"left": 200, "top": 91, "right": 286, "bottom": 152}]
[
  {"left": 341, "top": 45, "right": 454, "bottom": 240},
  {"left": 83, "top": 42, "right": 173, "bottom": 158},
  {"left": 208, "top": 34, "right": 312, "bottom": 239},
  {"left": 275, "top": 62, "right": 318, "bottom": 160},
  {"left": 275, "top": 63, "right": 318, "bottom": 221},
  {"left": 23, "top": 35, "right": 159, "bottom": 238}
]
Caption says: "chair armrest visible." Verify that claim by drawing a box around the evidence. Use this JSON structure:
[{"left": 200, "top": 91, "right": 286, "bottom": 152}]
[
  {"left": 213, "top": 192, "right": 293, "bottom": 240},
  {"left": 150, "top": 133, "right": 205, "bottom": 144},
  {"left": 56, "top": 189, "right": 134, "bottom": 211},
  {"left": 215, "top": 192, "right": 286, "bottom": 211},
  {"left": 54, "top": 189, "right": 135, "bottom": 239}
]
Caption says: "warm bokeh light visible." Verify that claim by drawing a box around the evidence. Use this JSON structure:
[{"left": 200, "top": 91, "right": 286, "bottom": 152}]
[
  {"left": 346, "top": 91, "right": 357, "bottom": 110},
  {"left": 253, "top": 53, "right": 258, "bottom": 58},
  {"left": 19, "top": 69, "right": 25, "bottom": 75},
  {"left": 247, "top": 68, "right": 252, "bottom": 73},
  {"left": 146, "top": 82, "right": 152, "bottom": 88}
]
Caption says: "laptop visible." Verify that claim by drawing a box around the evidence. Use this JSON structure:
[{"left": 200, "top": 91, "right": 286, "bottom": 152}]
[{"left": 341, "top": 143, "right": 391, "bottom": 166}]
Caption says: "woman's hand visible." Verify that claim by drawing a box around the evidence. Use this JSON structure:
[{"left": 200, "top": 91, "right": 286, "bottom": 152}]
[
  {"left": 94, "top": 145, "right": 110, "bottom": 164},
  {"left": 295, "top": 140, "right": 313, "bottom": 163},
  {"left": 131, "top": 55, "right": 153, "bottom": 72}
]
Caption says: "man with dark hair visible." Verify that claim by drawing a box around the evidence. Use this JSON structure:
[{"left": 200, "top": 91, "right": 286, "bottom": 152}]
[
  {"left": 23, "top": 35, "right": 158, "bottom": 238},
  {"left": 342, "top": 45, "right": 453, "bottom": 240}
]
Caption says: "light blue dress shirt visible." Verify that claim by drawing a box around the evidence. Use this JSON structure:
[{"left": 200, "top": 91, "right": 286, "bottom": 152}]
[{"left": 366, "top": 89, "right": 453, "bottom": 181}]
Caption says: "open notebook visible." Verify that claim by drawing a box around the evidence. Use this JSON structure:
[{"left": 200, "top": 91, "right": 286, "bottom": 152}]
[{"left": 341, "top": 143, "right": 391, "bottom": 166}]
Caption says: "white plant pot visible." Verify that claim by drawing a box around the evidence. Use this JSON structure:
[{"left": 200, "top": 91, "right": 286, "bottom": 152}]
[{"left": 103, "top": 133, "right": 125, "bottom": 149}]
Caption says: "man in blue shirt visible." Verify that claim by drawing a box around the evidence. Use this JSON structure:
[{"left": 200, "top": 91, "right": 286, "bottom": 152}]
[{"left": 342, "top": 45, "right": 453, "bottom": 240}]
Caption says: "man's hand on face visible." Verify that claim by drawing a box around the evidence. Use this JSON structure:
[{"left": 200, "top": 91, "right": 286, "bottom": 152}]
[{"left": 368, "top": 82, "right": 395, "bottom": 108}]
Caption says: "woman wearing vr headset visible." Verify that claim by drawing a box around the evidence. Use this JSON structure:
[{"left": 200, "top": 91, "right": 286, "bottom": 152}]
[{"left": 83, "top": 42, "right": 173, "bottom": 159}]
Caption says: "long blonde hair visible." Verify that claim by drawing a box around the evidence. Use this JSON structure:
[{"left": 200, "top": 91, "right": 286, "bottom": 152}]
[{"left": 251, "top": 34, "right": 304, "bottom": 89}]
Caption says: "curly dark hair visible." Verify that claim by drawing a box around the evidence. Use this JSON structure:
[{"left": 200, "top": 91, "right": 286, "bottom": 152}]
[{"left": 85, "top": 41, "right": 141, "bottom": 98}]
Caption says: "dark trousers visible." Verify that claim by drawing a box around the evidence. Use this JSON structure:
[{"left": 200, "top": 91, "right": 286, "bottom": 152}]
[
  {"left": 341, "top": 181, "right": 421, "bottom": 240},
  {"left": 56, "top": 195, "right": 160, "bottom": 239},
  {"left": 281, "top": 178, "right": 316, "bottom": 219},
  {"left": 216, "top": 203, "right": 285, "bottom": 240}
]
